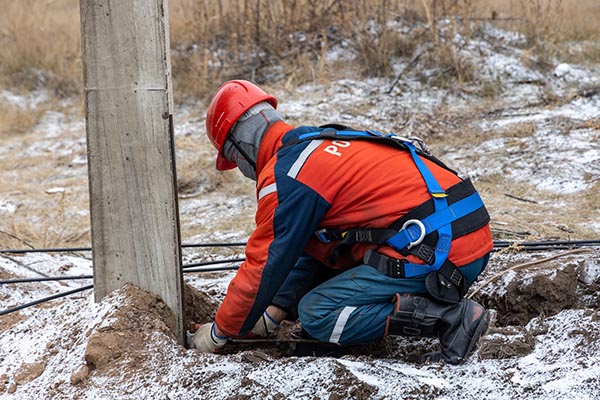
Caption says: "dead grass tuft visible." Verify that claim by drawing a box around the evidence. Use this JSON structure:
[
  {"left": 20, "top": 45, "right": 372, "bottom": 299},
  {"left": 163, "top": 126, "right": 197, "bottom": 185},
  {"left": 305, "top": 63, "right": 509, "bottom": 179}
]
[
  {"left": 0, "top": 101, "right": 49, "bottom": 138},
  {"left": 0, "top": 0, "right": 81, "bottom": 97},
  {"left": 175, "top": 134, "right": 250, "bottom": 197},
  {"left": 8, "top": 190, "right": 90, "bottom": 249},
  {"left": 1, "top": 0, "right": 598, "bottom": 99},
  {"left": 353, "top": 25, "right": 418, "bottom": 78}
]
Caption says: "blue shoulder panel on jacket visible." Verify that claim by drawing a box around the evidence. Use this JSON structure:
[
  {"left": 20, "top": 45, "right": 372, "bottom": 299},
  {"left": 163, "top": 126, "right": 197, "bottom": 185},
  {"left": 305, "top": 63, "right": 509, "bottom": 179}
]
[{"left": 240, "top": 137, "right": 331, "bottom": 333}]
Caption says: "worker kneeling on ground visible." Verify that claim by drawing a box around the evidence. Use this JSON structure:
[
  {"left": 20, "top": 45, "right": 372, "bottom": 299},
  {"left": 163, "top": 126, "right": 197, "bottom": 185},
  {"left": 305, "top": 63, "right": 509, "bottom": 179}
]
[{"left": 191, "top": 80, "right": 493, "bottom": 365}]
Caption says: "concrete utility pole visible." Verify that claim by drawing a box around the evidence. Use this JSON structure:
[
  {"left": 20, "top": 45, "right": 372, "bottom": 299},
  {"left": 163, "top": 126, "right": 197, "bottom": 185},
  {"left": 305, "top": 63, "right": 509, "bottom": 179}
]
[{"left": 80, "top": 0, "right": 185, "bottom": 344}]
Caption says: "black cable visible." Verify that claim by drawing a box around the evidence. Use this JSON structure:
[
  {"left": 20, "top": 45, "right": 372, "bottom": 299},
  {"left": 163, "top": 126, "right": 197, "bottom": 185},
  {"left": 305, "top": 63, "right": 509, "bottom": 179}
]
[
  {"left": 0, "top": 275, "right": 93, "bottom": 284},
  {"left": 493, "top": 239, "right": 600, "bottom": 248},
  {"left": 182, "top": 242, "right": 246, "bottom": 248},
  {"left": 0, "top": 284, "right": 93, "bottom": 317},
  {"left": 0, "top": 258, "right": 246, "bottom": 316},
  {"left": 2, "top": 238, "right": 598, "bottom": 285},
  {"left": 182, "top": 257, "right": 245, "bottom": 269},
  {"left": 2, "top": 237, "right": 598, "bottom": 315},
  {"left": 1, "top": 239, "right": 597, "bottom": 255},
  {"left": 0, "top": 242, "right": 248, "bottom": 254},
  {"left": 184, "top": 265, "right": 241, "bottom": 273},
  {"left": 0, "top": 257, "right": 246, "bottom": 285},
  {"left": 492, "top": 240, "right": 600, "bottom": 252},
  {"left": 491, "top": 245, "right": 586, "bottom": 252},
  {"left": 0, "top": 247, "right": 93, "bottom": 254},
  {"left": 3, "top": 238, "right": 599, "bottom": 284}
]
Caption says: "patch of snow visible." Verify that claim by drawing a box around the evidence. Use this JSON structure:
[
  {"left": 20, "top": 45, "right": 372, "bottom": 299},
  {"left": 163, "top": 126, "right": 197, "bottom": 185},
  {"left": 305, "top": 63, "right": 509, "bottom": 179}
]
[
  {"left": 449, "top": 125, "right": 599, "bottom": 194},
  {"left": 552, "top": 63, "right": 600, "bottom": 85},
  {"left": 483, "top": 96, "right": 600, "bottom": 129},
  {"left": 45, "top": 187, "right": 65, "bottom": 194},
  {"left": 580, "top": 256, "right": 600, "bottom": 285},
  {"left": 479, "top": 22, "right": 527, "bottom": 46},
  {"left": 0, "top": 90, "right": 50, "bottom": 109},
  {"left": 70, "top": 154, "right": 87, "bottom": 165},
  {"left": 34, "top": 111, "right": 68, "bottom": 138},
  {"left": 0, "top": 200, "right": 16, "bottom": 214}
]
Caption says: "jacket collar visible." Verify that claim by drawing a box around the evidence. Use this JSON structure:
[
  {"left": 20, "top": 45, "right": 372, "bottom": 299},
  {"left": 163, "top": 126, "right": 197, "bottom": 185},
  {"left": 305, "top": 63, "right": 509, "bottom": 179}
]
[{"left": 256, "top": 121, "right": 295, "bottom": 177}]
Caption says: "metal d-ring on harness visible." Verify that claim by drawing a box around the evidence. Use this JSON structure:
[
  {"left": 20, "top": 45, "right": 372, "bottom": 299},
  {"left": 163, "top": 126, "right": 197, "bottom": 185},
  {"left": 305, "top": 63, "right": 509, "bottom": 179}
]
[{"left": 283, "top": 126, "right": 490, "bottom": 304}]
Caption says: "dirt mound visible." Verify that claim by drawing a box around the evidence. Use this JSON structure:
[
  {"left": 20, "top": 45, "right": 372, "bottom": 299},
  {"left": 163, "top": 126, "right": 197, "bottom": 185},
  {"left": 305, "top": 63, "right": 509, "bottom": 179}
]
[
  {"left": 83, "top": 284, "right": 179, "bottom": 372},
  {"left": 475, "top": 260, "right": 580, "bottom": 326},
  {"left": 184, "top": 281, "right": 219, "bottom": 325},
  {"left": 65, "top": 281, "right": 223, "bottom": 389},
  {"left": 64, "top": 282, "right": 195, "bottom": 391}
]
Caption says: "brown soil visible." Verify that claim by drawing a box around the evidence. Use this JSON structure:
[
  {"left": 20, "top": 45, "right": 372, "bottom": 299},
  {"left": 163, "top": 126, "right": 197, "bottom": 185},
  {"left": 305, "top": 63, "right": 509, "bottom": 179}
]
[
  {"left": 474, "top": 261, "right": 580, "bottom": 326},
  {"left": 478, "top": 325, "right": 535, "bottom": 360},
  {"left": 0, "top": 312, "right": 26, "bottom": 332},
  {"left": 328, "top": 362, "right": 377, "bottom": 399},
  {"left": 83, "top": 284, "right": 180, "bottom": 373},
  {"left": 184, "top": 281, "right": 220, "bottom": 326},
  {"left": 13, "top": 361, "right": 47, "bottom": 385}
]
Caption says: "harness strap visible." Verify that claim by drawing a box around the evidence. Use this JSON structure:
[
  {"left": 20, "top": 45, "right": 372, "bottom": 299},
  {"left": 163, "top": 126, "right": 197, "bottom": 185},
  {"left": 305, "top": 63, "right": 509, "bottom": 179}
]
[
  {"left": 386, "top": 192, "right": 483, "bottom": 254},
  {"left": 403, "top": 141, "right": 453, "bottom": 271},
  {"left": 364, "top": 249, "right": 466, "bottom": 295},
  {"left": 281, "top": 127, "right": 458, "bottom": 175},
  {"left": 317, "top": 179, "right": 488, "bottom": 265},
  {"left": 364, "top": 249, "right": 407, "bottom": 278},
  {"left": 283, "top": 126, "right": 489, "bottom": 277}
]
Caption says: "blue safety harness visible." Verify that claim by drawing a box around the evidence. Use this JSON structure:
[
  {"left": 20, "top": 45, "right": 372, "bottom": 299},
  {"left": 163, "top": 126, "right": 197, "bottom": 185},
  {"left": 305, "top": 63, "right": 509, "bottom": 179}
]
[{"left": 281, "top": 126, "right": 490, "bottom": 303}]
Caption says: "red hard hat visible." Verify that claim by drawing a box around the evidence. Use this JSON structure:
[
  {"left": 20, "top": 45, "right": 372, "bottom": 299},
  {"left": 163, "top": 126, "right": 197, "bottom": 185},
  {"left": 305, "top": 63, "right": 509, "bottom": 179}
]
[{"left": 205, "top": 80, "right": 278, "bottom": 170}]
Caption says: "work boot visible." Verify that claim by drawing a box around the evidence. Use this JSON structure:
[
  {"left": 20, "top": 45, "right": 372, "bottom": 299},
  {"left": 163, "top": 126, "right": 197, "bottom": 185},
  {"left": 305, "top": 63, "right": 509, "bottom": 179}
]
[{"left": 386, "top": 294, "right": 490, "bottom": 365}]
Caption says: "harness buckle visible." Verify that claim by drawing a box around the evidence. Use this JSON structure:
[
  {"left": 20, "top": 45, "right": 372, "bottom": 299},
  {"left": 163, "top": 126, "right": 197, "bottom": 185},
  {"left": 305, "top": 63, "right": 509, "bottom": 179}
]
[
  {"left": 401, "top": 219, "right": 426, "bottom": 249},
  {"left": 413, "top": 244, "right": 435, "bottom": 265},
  {"left": 450, "top": 268, "right": 464, "bottom": 286},
  {"left": 386, "top": 258, "right": 406, "bottom": 279}
]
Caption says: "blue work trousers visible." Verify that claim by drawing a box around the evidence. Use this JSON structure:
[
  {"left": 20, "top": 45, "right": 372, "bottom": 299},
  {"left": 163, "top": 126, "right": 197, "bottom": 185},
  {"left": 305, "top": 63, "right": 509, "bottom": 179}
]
[{"left": 297, "top": 255, "right": 489, "bottom": 345}]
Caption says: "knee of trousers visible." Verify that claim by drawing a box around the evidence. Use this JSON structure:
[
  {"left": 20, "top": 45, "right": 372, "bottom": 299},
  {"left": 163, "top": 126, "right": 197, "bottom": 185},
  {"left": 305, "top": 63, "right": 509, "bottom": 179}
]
[{"left": 297, "top": 291, "right": 330, "bottom": 341}]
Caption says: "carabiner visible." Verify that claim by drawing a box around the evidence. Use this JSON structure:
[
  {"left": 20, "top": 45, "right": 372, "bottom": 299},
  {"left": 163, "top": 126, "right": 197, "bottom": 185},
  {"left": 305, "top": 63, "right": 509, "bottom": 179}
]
[{"left": 401, "top": 219, "right": 426, "bottom": 249}]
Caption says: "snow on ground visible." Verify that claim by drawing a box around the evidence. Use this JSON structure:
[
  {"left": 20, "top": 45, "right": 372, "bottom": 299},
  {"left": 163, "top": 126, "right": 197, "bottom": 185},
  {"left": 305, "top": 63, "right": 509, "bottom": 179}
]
[
  {"left": 1, "top": 22, "right": 599, "bottom": 399},
  {"left": 0, "top": 90, "right": 50, "bottom": 110},
  {"left": 1, "top": 250, "right": 599, "bottom": 399},
  {"left": 449, "top": 124, "right": 600, "bottom": 194}
]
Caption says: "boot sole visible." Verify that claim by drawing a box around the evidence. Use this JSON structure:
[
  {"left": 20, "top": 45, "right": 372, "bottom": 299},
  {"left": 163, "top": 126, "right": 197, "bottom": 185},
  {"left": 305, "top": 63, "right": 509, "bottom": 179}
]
[{"left": 463, "top": 309, "right": 491, "bottom": 361}]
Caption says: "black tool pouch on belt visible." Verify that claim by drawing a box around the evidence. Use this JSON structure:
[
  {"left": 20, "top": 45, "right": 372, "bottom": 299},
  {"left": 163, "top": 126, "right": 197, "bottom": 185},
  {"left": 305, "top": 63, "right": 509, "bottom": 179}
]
[{"left": 425, "top": 261, "right": 467, "bottom": 304}]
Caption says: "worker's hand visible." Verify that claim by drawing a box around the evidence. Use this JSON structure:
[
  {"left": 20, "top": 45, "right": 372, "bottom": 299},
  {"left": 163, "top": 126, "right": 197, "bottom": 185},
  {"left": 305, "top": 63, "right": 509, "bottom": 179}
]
[
  {"left": 250, "top": 310, "right": 281, "bottom": 337},
  {"left": 190, "top": 322, "right": 228, "bottom": 353}
]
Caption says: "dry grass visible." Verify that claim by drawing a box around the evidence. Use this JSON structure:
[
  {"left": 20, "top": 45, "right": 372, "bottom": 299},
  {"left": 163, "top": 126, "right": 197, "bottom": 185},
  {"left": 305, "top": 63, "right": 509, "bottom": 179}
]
[
  {"left": 0, "top": 114, "right": 91, "bottom": 249},
  {"left": 175, "top": 134, "right": 251, "bottom": 197},
  {"left": 472, "top": 0, "right": 600, "bottom": 42},
  {"left": 169, "top": 0, "right": 414, "bottom": 100},
  {"left": 455, "top": 0, "right": 600, "bottom": 62},
  {"left": 0, "top": 0, "right": 81, "bottom": 97},
  {"left": 0, "top": 101, "right": 48, "bottom": 138},
  {"left": 157, "top": 0, "right": 600, "bottom": 96},
  {"left": 476, "top": 177, "right": 600, "bottom": 241},
  {"left": 0, "top": 0, "right": 598, "bottom": 100},
  {"left": 8, "top": 190, "right": 90, "bottom": 249}
]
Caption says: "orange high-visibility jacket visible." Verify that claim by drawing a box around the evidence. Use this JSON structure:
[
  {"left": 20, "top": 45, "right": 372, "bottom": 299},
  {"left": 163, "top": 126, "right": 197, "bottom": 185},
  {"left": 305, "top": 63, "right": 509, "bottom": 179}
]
[{"left": 215, "top": 121, "right": 493, "bottom": 336}]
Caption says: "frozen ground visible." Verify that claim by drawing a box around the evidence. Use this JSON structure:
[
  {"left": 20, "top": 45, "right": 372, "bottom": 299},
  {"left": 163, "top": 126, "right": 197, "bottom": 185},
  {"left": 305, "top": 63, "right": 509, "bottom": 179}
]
[{"left": 1, "top": 23, "right": 599, "bottom": 399}]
